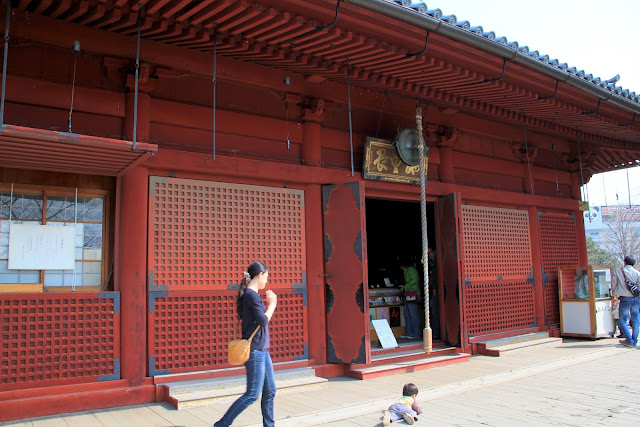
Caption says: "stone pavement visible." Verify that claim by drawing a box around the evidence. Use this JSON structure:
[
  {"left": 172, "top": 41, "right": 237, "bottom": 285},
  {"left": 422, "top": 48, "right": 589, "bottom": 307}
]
[{"left": 2, "top": 337, "right": 639, "bottom": 427}]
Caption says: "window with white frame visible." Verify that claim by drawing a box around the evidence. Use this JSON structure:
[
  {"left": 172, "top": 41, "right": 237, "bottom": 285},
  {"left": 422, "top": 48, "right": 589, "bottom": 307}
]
[{"left": 0, "top": 187, "right": 107, "bottom": 290}]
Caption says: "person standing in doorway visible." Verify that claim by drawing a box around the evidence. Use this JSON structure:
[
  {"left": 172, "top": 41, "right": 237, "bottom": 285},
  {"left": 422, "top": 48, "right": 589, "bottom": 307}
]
[
  {"left": 400, "top": 259, "right": 421, "bottom": 339},
  {"left": 611, "top": 256, "right": 640, "bottom": 348},
  {"left": 215, "top": 261, "right": 278, "bottom": 427}
]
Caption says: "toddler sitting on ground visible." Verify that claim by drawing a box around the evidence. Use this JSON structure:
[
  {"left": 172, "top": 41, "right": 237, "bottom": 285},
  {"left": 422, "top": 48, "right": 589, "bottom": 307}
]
[{"left": 383, "top": 383, "right": 423, "bottom": 425}]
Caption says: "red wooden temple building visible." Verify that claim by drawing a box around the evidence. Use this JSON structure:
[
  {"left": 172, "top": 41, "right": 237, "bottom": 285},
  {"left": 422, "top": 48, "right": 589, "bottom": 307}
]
[{"left": 1, "top": 0, "right": 639, "bottom": 421}]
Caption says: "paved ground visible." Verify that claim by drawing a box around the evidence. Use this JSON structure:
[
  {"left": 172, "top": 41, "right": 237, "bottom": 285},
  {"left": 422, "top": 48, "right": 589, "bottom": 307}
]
[{"left": 2, "top": 337, "right": 639, "bottom": 426}]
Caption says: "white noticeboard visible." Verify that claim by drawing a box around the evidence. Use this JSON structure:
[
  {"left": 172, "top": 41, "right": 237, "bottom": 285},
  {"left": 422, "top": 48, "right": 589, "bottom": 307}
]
[
  {"left": 595, "top": 300, "right": 615, "bottom": 336},
  {"left": 8, "top": 224, "right": 75, "bottom": 270},
  {"left": 372, "top": 319, "right": 399, "bottom": 349},
  {"left": 561, "top": 301, "right": 591, "bottom": 335}
]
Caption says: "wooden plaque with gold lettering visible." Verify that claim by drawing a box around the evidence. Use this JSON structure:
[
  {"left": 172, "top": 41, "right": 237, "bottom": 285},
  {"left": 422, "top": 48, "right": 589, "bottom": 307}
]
[{"left": 363, "top": 137, "right": 428, "bottom": 184}]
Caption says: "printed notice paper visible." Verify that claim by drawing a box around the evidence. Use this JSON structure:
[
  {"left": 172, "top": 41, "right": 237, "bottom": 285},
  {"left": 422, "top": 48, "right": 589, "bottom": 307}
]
[
  {"left": 371, "top": 319, "right": 398, "bottom": 349},
  {"left": 8, "top": 224, "right": 75, "bottom": 270}
]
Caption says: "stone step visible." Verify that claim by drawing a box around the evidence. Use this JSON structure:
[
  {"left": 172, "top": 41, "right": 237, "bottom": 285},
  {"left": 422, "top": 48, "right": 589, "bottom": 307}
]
[
  {"left": 478, "top": 333, "right": 563, "bottom": 357},
  {"left": 481, "top": 331, "right": 550, "bottom": 348},
  {"left": 347, "top": 352, "right": 470, "bottom": 380},
  {"left": 162, "top": 367, "right": 327, "bottom": 410},
  {"left": 365, "top": 345, "right": 458, "bottom": 368}
]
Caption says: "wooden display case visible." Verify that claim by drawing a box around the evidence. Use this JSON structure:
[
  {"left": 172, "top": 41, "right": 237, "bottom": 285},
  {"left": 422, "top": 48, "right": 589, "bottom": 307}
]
[
  {"left": 369, "top": 287, "right": 405, "bottom": 341},
  {"left": 558, "top": 265, "right": 615, "bottom": 339}
]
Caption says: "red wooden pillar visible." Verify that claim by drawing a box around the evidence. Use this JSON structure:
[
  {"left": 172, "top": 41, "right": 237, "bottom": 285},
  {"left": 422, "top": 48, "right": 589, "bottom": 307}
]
[
  {"left": 118, "top": 68, "right": 152, "bottom": 386},
  {"left": 302, "top": 100, "right": 327, "bottom": 363},
  {"left": 117, "top": 166, "right": 149, "bottom": 386},
  {"left": 429, "top": 125, "right": 457, "bottom": 184},
  {"left": 305, "top": 184, "right": 327, "bottom": 364},
  {"left": 438, "top": 146, "right": 454, "bottom": 183},
  {"left": 301, "top": 99, "right": 324, "bottom": 167},
  {"left": 528, "top": 206, "right": 545, "bottom": 328}
]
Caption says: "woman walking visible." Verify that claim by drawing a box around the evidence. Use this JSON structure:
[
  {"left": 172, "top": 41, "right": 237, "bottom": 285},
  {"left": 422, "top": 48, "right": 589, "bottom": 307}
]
[{"left": 214, "top": 261, "right": 278, "bottom": 427}]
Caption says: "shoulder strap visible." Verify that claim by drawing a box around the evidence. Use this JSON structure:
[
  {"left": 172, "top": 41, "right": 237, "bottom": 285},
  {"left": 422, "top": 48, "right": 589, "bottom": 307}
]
[
  {"left": 237, "top": 321, "right": 261, "bottom": 341},
  {"left": 621, "top": 267, "right": 628, "bottom": 281},
  {"left": 247, "top": 325, "right": 261, "bottom": 342}
]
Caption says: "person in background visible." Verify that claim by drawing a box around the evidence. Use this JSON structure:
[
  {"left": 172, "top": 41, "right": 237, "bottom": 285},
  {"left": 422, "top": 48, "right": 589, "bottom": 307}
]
[
  {"left": 611, "top": 296, "right": 621, "bottom": 338},
  {"left": 611, "top": 256, "right": 640, "bottom": 348},
  {"left": 400, "top": 259, "right": 421, "bottom": 340},
  {"left": 214, "top": 261, "right": 278, "bottom": 427}
]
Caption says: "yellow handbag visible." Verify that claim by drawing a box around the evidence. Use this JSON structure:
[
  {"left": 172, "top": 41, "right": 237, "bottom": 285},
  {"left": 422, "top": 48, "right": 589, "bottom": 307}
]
[{"left": 227, "top": 324, "right": 261, "bottom": 365}]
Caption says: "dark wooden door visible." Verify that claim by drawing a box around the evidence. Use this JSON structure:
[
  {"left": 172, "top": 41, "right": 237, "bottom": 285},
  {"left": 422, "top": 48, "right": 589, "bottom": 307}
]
[
  {"left": 438, "top": 193, "right": 465, "bottom": 350},
  {"left": 322, "top": 182, "right": 370, "bottom": 364}
]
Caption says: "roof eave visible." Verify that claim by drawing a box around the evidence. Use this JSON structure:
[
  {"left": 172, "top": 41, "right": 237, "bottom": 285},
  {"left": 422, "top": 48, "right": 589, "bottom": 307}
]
[{"left": 347, "top": 0, "right": 640, "bottom": 115}]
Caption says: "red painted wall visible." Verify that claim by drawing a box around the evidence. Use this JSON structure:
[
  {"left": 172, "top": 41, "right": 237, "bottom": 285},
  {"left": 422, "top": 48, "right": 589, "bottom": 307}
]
[{"left": 0, "top": 11, "right": 593, "bottom": 420}]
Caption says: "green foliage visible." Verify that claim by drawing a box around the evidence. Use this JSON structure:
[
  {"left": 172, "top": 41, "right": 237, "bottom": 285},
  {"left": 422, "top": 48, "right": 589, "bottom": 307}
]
[{"left": 586, "top": 236, "right": 620, "bottom": 267}]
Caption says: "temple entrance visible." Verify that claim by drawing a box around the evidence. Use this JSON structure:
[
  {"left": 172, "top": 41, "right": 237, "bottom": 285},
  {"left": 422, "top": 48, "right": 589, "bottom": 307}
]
[{"left": 365, "top": 198, "right": 440, "bottom": 348}]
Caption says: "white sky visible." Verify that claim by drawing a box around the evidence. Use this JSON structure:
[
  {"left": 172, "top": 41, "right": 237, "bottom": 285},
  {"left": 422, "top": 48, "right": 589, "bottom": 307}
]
[{"left": 431, "top": 0, "right": 640, "bottom": 206}]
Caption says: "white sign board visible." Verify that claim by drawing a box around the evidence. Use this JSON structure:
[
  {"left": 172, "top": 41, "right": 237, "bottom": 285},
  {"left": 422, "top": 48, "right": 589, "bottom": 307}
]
[
  {"left": 8, "top": 224, "right": 75, "bottom": 270},
  {"left": 561, "top": 301, "right": 591, "bottom": 335},
  {"left": 372, "top": 319, "right": 398, "bottom": 349},
  {"left": 595, "top": 300, "right": 616, "bottom": 336}
]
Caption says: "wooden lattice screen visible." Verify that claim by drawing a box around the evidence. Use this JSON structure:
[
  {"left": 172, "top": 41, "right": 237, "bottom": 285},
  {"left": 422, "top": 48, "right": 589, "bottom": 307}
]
[
  {"left": 462, "top": 205, "right": 535, "bottom": 337},
  {"left": 148, "top": 177, "right": 305, "bottom": 291},
  {"left": 147, "top": 177, "right": 307, "bottom": 374},
  {"left": 538, "top": 212, "right": 579, "bottom": 325},
  {"left": 148, "top": 290, "right": 306, "bottom": 374},
  {"left": 0, "top": 292, "right": 120, "bottom": 391}
]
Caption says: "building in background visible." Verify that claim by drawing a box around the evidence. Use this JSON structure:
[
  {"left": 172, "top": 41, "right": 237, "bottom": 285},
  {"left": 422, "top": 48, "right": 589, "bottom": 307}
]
[
  {"left": 584, "top": 205, "right": 640, "bottom": 247},
  {"left": 1, "top": 0, "right": 639, "bottom": 422}
]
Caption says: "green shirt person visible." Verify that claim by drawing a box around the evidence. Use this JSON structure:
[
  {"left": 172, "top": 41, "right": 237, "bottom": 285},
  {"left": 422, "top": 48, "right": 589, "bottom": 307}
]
[
  {"left": 400, "top": 261, "right": 421, "bottom": 339},
  {"left": 403, "top": 265, "right": 421, "bottom": 297}
]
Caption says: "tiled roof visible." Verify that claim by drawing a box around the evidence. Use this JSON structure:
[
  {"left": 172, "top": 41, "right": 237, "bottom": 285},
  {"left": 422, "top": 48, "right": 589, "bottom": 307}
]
[{"left": 384, "top": 0, "right": 639, "bottom": 104}]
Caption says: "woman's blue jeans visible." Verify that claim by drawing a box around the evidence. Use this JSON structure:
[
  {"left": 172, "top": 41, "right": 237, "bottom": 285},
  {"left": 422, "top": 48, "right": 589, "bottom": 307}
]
[
  {"left": 214, "top": 349, "right": 276, "bottom": 427},
  {"left": 618, "top": 296, "right": 640, "bottom": 346}
]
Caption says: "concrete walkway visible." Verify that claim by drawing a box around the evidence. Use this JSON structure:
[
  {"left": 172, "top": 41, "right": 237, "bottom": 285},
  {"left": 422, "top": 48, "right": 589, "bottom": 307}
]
[{"left": 2, "top": 337, "right": 638, "bottom": 426}]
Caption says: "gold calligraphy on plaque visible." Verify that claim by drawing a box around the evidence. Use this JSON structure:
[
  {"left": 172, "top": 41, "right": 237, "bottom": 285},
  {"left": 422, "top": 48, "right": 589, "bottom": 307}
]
[{"left": 363, "top": 137, "right": 428, "bottom": 184}]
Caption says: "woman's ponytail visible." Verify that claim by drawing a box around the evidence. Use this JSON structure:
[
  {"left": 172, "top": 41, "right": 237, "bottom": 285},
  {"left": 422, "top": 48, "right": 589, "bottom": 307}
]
[
  {"left": 236, "top": 276, "right": 249, "bottom": 318},
  {"left": 236, "top": 262, "right": 268, "bottom": 318}
]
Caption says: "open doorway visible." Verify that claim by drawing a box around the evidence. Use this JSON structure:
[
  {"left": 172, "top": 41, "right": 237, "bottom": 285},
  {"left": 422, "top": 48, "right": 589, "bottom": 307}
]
[{"left": 365, "top": 198, "right": 440, "bottom": 348}]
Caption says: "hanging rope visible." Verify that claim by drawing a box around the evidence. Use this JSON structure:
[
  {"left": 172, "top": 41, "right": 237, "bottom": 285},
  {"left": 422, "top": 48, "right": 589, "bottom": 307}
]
[
  {"left": 72, "top": 188, "right": 78, "bottom": 292},
  {"left": 416, "top": 103, "right": 431, "bottom": 353},
  {"left": 584, "top": 177, "right": 590, "bottom": 205},
  {"left": 551, "top": 144, "right": 559, "bottom": 192},
  {"left": 132, "top": 5, "right": 142, "bottom": 150},
  {"left": 0, "top": 2, "right": 12, "bottom": 128},
  {"left": 285, "top": 93, "right": 290, "bottom": 150},
  {"left": 385, "top": 90, "right": 402, "bottom": 134},
  {"left": 522, "top": 114, "right": 535, "bottom": 197},
  {"left": 68, "top": 42, "right": 80, "bottom": 133},
  {"left": 375, "top": 95, "right": 386, "bottom": 138},
  {"left": 346, "top": 58, "right": 354, "bottom": 177},
  {"left": 211, "top": 23, "right": 217, "bottom": 160},
  {"left": 577, "top": 130, "right": 587, "bottom": 202},
  {"left": 602, "top": 174, "right": 608, "bottom": 206},
  {"left": 623, "top": 142, "right": 633, "bottom": 208},
  {"left": 8, "top": 183, "right": 13, "bottom": 223}
]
